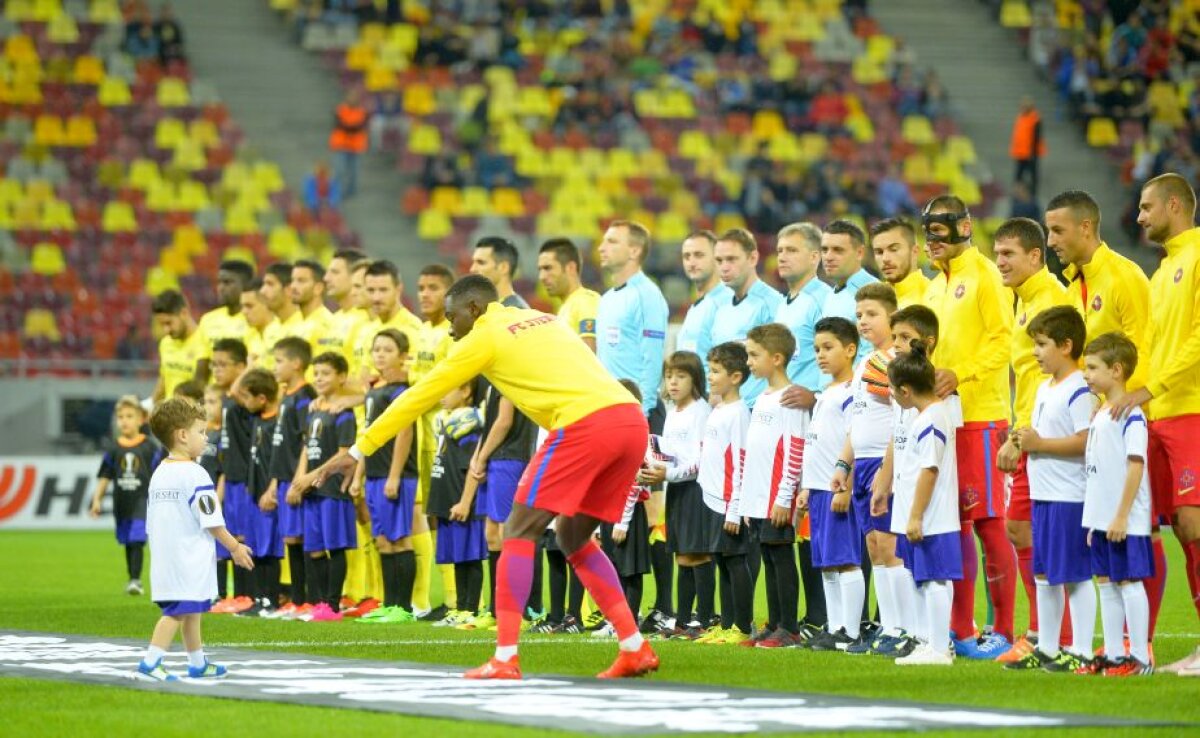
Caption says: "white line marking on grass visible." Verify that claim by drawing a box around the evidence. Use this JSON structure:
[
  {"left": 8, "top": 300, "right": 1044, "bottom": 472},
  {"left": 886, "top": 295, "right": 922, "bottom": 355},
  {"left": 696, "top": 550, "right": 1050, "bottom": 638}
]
[{"left": 215, "top": 639, "right": 618, "bottom": 648}]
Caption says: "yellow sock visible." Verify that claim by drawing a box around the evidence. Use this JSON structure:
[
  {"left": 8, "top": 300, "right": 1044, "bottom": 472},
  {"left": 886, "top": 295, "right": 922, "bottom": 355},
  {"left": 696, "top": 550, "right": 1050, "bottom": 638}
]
[
  {"left": 364, "top": 526, "right": 383, "bottom": 601},
  {"left": 440, "top": 564, "right": 457, "bottom": 609},
  {"left": 411, "top": 530, "right": 433, "bottom": 612}
]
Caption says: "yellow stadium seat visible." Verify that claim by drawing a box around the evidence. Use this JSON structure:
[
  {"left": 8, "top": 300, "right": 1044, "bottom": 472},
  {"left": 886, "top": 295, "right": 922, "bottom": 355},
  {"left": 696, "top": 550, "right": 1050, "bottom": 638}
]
[
  {"left": 101, "top": 201, "right": 137, "bottom": 232},
  {"left": 408, "top": 124, "right": 442, "bottom": 155},
  {"left": 769, "top": 50, "right": 798, "bottom": 82},
  {"left": 403, "top": 83, "right": 435, "bottom": 116},
  {"left": 172, "top": 139, "right": 206, "bottom": 171},
  {"left": 33, "top": 115, "right": 65, "bottom": 146},
  {"left": 429, "top": 186, "right": 462, "bottom": 215},
  {"left": 23, "top": 308, "right": 60, "bottom": 342},
  {"left": 146, "top": 180, "right": 178, "bottom": 212},
  {"left": 1086, "top": 117, "right": 1118, "bottom": 148},
  {"left": 932, "top": 154, "right": 962, "bottom": 185},
  {"left": 359, "top": 22, "right": 386, "bottom": 46},
  {"left": 158, "top": 244, "right": 193, "bottom": 276},
  {"left": 220, "top": 160, "right": 252, "bottom": 191},
  {"left": 577, "top": 148, "right": 606, "bottom": 177},
  {"left": 157, "top": 77, "right": 191, "bottom": 107},
  {"left": 4, "top": 36, "right": 38, "bottom": 65},
  {"left": 656, "top": 211, "right": 689, "bottom": 244},
  {"left": 514, "top": 149, "right": 550, "bottom": 178},
  {"left": 4, "top": 0, "right": 33, "bottom": 21},
  {"left": 24, "top": 179, "right": 54, "bottom": 203},
  {"left": 458, "top": 187, "right": 489, "bottom": 216},
  {"left": 64, "top": 115, "right": 96, "bottom": 147},
  {"left": 678, "top": 130, "right": 712, "bottom": 159},
  {"left": 903, "top": 153, "right": 933, "bottom": 184},
  {"left": 845, "top": 112, "right": 875, "bottom": 143},
  {"left": 416, "top": 209, "right": 452, "bottom": 240},
  {"left": 851, "top": 57, "right": 886, "bottom": 85},
  {"left": 515, "top": 86, "right": 553, "bottom": 117},
  {"left": 268, "top": 224, "right": 302, "bottom": 259},
  {"left": 955, "top": 175, "right": 983, "bottom": 206},
  {"left": 607, "top": 148, "right": 638, "bottom": 178},
  {"left": 901, "top": 115, "right": 936, "bottom": 145},
  {"left": 364, "top": 66, "right": 397, "bottom": 92},
  {"left": 127, "top": 159, "right": 161, "bottom": 190},
  {"left": 155, "top": 118, "right": 186, "bottom": 150},
  {"left": 47, "top": 14, "right": 78, "bottom": 43},
  {"left": 88, "top": 0, "right": 119, "bottom": 22},
  {"left": 344, "top": 41, "right": 376, "bottom": 71},
  {"left": 98, "top": 76, "right": 131, "bottom": 106},
  {"left": 752, "top": 110, "right": 785, "bottom": 140},
  {"left": 224, "top": 205, "right": 259, "bottom": 235},
  {"left": 375, "top": 43, "right": 409, "bottom": 71},
  {"left": 30, "top": 241, "right": 65, "bottom": 275},
  {"left": 0, "top": 179, "right": 22, "bottom": 206},
  {"left": 387, "top": 24, "right": 419, "bottom": 55},
  {"left": 490, "top": 187, "right": 525, "bottom": 217},
  {"left": 714, "top": 213, "right": 747, "bottom": 233},
  {"left": 547, "top": 148, "right": 578, "bottom": 177},
  {"left": 12, "top": 199, "right": 39, "bottom": 229},
  {"left": 1000, "top": 0, "right": 1032, "bottom": 28},
  {"left": 40, "top": 199, "right": 74, "bottom": 230},
  {"left": 865, "top": 34, "right": 894, "bottom": 64},
  {"left": 144, "top": 266, "right": 182, "bottom": 296},
  {"left": 945, "top": 135, "right": 977, "bottom": 165},
  {"left": 252, "top": 162, "right": 285, "bottom": 193},
  {"left": 171, "top": 224, "right": 207, "bottom": 256},
  {"left": 188, "top": 119, "right": 220, "bottom": 148}
]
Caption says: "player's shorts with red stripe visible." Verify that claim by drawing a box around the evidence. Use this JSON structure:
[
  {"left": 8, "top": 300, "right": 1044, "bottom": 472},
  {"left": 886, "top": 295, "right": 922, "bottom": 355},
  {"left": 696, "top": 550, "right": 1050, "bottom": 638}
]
[
  {"left": 1148, "top": 414, "right": 1200, "bottom": 518},
  {"left": 515, "top": 403, "right": 647, "bottom": 523},
  {"left": 956, "top": 420, "right": 1008, "bottom": 521},
  {"left": 1006, "top": 453, "right": 1032, "bottom": 522}
]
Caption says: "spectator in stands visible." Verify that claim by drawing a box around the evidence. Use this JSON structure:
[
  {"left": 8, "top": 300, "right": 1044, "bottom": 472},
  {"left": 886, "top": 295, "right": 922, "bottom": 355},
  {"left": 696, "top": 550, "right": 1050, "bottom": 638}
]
[
  {"left": 877, "top": 163, "right": 917, "bottom": 217},
  {"left": 476, "top": 139, "right": 516, "bottom": 189},
  {"left": 1010, "top": 97, "right": 1046, "bottom": 196},
  {"left": 329, "top": 89, "right": 370, "bottom": 198},
  {"left": 370, "top": 91, "right": 404, "bottom": 150},
  {"left": 125, "top": 22, "right": 159, "bottom": 61},
  {"left": 422, "top": 153, "right": 462, "bottom": 190},
  {"left": 921, "top": 70, "right": 951, "bottom": 119},
  {"left": 1009, "top": 181, "right": 1042, "bottom": 222},
  {"left": 303, "top": 161, "right": 342, "bottom": 214},
  {"left": 810, "top": 81, "right": 848, "bottom": 129},
  {"left": 155, "top": 4, "right": 186, "bottom": 65}
]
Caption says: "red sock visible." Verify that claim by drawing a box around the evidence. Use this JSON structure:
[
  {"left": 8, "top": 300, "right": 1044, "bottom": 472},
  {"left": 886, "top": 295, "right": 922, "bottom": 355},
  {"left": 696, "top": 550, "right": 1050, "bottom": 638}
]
[
  {"left": 976, "top": 517, "right": 1016, "bottom": 642},
  {"left": 1016, "top": 545, "right": 1037, "bottom": 633},
  {"left": 950, "top": 523, "right": 977, "bottom": 639},
  {"left": 495, "top": 538, "right": 536, "bottom": 650},
  {"left": 1187, "top": 540, "right": 1200, "bottom": 620},
  {"left": 1145, "top": 536, "right": 1168, "bottom": 640},
  {"left": 568, "top": 539, "right": 639, "bottom": 641}
]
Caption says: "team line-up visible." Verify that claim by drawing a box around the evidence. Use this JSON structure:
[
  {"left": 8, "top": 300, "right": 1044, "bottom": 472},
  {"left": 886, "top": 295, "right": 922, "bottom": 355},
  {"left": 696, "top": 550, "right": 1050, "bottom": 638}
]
[{"left": 90, "top": 173, "right": 1200, "bottom": 681}]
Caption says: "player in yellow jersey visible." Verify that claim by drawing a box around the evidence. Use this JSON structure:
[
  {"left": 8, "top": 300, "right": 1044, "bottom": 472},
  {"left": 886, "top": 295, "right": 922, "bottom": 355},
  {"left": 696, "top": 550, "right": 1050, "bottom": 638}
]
[
  {"left": 357, "top": 260, "right": 423, "bottom": 386},
  {"left": 991, "top": 217, "right": 1072, "bottom": 662},
  {"left": 195, "top": 259, "right": 253, "bottom": 382},
  {"left": 344, "top": 258, "right": 375, "bottom": 382},
  {"left": 314, "top": 275, "right": 656, "bottom": 680},
  {"left": 239, "top": 279, "right": 283, "bottom": 371},
  {"left": 869, "top": 218, "right": 929, "bottom": 309},
  {"left": 150, "top": 290, "right": 202, "bottom": 404},
  {"left": 261, "top": 262, "right": 302, "bottom": 336},
  {"left": 411, "top": 263, "right": 455, "bottom": 617},
  {"left": 537, "top": 238, "right": 601, "bottom": 352},
  {"left": 920, "top": 195, "right": 1018, "bottom": 658},
  {"left": 325, "top": 249, "right": 372, "bottom": 386},
  {"left": 290, "top": 260, "right": 341, "bottom": 355}
]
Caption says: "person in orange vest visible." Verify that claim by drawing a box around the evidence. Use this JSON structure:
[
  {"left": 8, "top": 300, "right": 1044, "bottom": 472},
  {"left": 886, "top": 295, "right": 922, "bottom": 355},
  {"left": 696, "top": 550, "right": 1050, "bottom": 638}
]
[
  {"left": 1010, "top": 97, "right": 1046, "bottom": 197},
  {"left": 329, "top": 88, "right": 369, "bottom": 198}
]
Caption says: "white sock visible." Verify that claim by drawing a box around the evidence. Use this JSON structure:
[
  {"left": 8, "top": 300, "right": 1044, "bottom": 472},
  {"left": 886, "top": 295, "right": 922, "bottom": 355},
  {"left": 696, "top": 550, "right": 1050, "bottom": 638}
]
[
  {"left": 1097, "top": 582, "right": 1126, "bottom": 660},
  {"left": 839, "top": 569, "right": 865, "bottom": 639},
  {"left": 494, "top": 645, "right": 518, "bottom": 662},
  {"left": 821, "top": 571, "right": 842, "bottom": 633},
  {"left": 1119, "top": 581, "right": 1150, "bottom": 664},
  {"left": 912, "top": 581, "right": 931, "bottom": 644},
  {"left": 142, "top": 644, "right": 165, "bottom": 667},
  {"left": 1036, "top": 579, "right": 1064, "bottom": 658},
  {"left": 924, "top": 580, "right": 953, "bottom": 656},
  {"left": 892, "top": 566, "right": 918, "bottom": 635},
  {"left": 187, "top": 650, "right": 206, "bottom": 669},
  {"left": 874, "top": 565, "right": 900, "bottom": 636},
  {"left": 1066, "top": 579, "right": 1097, "bottom": 657},
  {"left": 618, "top": 632, "right": 645, "bottom": 652}
]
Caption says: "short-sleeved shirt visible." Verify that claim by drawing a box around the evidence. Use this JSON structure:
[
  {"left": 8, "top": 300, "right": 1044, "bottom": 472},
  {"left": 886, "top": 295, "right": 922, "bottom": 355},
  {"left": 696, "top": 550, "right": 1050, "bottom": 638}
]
[
  {"left": 891, "top": 401, "right": 959, "bottom": 537},
  {"left": 147, "top": 459, "right": 224, "bottom": 601},
  {"left": 775, "top": 288, "right": 823, "bottom": 390},
  {"left": 304, "top": 403, "right": 356, "bottom": 499},
  {"left": 711, "top": 279, "right": 785, "bottom": 404},
  {"left": 295, "top": 305, "right": 342, "bottom": 356},
  {"left": 1029, "top": 372, "right": 1098, "bottom": 503},
  {"left": 1084, "top": 406, "right": 1151, "bottom": 535},
  {"left": 195, "top": 307, "right": 249, "bottom": 361},
  {"left": 822, "top": 268, "right": 878, "bottom": 362},
  {"left": 364, "top": 381, "right": 419, "bottom": 479},
  {"left": 675, "top": 283, "right": 731, "bottom": 361},
  {"left": 245, "top": 320, "right": 284, "bottom": 371},
  {"left": 97, "top": 434, "right": 164, "bottom": 520},
  {"left": 848, "top": 349, "right": 895, "bottom": 459},
  {"left": 219, "top": 395, "right": 254, "bottom": 484},
  {"left": 803, "top": 382, "right": 853, "bottom": 492},
  {"left": 198, "top": 428, "right": 222, "bottom": 483},
  {"left": 248, "top": 411, "right": 277, "bottom": 499},
  {"left": 558, "top": 287, "right": 601, "bottom": 341},
  {"left": 270, "top": 384, "right": 317, "bottom": 482},
  {"left": 596, "top": 271, "right": 669, "bottom": 416},
  {"left": 355, "top": 305, "right": 422, "bottom": 381},
  {"left": 158, "top": 329, "right": 204, "bottom": 398},
  {"left": 426, "top": 407, "right": 483, "bottom": 519}
]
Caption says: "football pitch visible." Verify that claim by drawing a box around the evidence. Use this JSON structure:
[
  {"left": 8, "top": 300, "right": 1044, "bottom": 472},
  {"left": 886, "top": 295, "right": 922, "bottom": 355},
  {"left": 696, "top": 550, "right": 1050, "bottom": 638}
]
[{"left": 1, "top": 531, "right": 1197, "bottom": 737}]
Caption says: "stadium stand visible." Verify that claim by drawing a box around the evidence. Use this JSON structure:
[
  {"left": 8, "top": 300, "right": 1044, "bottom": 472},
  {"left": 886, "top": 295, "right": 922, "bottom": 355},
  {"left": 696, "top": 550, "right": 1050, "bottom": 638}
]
[{"left": 0, "top": 0, "right": 359, "bottom": 363}]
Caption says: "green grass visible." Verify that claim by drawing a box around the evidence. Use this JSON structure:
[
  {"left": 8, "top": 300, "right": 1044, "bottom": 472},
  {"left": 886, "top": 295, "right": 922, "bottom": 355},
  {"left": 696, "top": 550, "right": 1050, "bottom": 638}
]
[{"left": 1, "top": 530, "right": 1198, "bottom": 737}]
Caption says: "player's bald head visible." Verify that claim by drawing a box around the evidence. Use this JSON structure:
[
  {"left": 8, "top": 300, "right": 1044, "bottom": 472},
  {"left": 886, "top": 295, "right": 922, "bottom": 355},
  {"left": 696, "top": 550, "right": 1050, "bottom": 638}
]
[{"left": 445, "top": 274, "right": 499, "bottom": 341}]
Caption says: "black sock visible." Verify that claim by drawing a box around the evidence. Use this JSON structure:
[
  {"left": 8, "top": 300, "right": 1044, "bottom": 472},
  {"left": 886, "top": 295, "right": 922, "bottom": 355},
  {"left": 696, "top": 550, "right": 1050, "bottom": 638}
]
[
  {"left": 546, "top": 549, "right": 567, "bottom": 622},
  {"left": 650, "top": 540, "right": 673, "bottom": 615},
  {"left": 622, "top": 573, "right": 643, "bottom": 616},
  {"left": 768, "top": 544, "right": 800, "bottom": 633},
  {"left": 717, "top": 557, "right": 734, "bottom": 629},
  {"left": 287, "top": 543, "right": 307, "bottom": 605},
  {"left": 327, "top": 550, "right": 347, "bottom": 606},
  {"left": 126, "top": 544, "right": 144, "bottom": 580},
  {"left": 797, "top": 540, "right": 826, "bottom": 628},
  {"left": 747, "top": 537, "right": 762, "bottom": 591},
  {"left": 394, "top": 550, "right": 416, "bottom": 611},
  {"left": 455, "top": 563, "right": 469, "bottom": 612},
  {"left": 694, "top": 560, "right": 716, "bottom": 626},
  {"left": 525, "top": 541, "right": 544, "bottom": 615},
  {"left": 216, "top": 560, "right": 229, "bottom": 599},
  {"left": 233, "top": 559, "right": 250, "bottom": 598},
  {"left": 762, "top": 545, "right": 779, "bottom": 631},
  {"left": 466, "top": 559, "right": 484, "bottom": 613},
  {"left": 310, "top": 555, "right": 330, "bottom": 605},
  {"left": 568, "top": 568, "right": 584, "bottom": 620},
  {"left": 488, "top": 550, "right": 500, "bottom": 615},
  {"left": 255, "top": 558, "right": 280, "bottom": 607},
  {"left": 379, "top": 553, "right": 398, "bottom": 608},
  {"left": 676, "top": 564, "right": 696, "bottom": 625},
  {"left": 722, "top": 553, "right": 753, "bottom": 634},
  {"left": 860, "top": 541, "right": 873, "bottom": 624}
]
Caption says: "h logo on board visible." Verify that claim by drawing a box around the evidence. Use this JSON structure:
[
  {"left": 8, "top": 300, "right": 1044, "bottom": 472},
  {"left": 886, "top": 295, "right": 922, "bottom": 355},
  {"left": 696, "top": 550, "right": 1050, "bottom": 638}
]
[{"left": 0, "top": 465, "right": 36, "bottom": 522}]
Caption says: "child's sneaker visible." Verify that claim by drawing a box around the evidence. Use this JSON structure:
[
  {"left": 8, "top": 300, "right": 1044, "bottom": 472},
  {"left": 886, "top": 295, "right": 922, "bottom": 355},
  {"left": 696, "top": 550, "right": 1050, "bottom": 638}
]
[
  {"left": 125, "top": 579, "right": 143, "bottom": 596},
  {"left": 209, "top": 597, "right": 239, "bottom": 614},
  {"left": 371, "top": 607, "right": 417, "bottom": 624},
  {"left": 1103, "top": 656, "right": 1153, "bottom": 677},
  {"left": 186, "top": 661, "right": 228, "bottom": 679},
  {"left": 433, "top": 610, "right": 468, "bottom": 628},
  {"left": 456, "top": 612, "right": 496, "bottom": 630},
  {"left": 973, "top": 632, "right": 1013, "bottom": 659},
  {"left": 292, "top": 603, "right": 315, "bottom": 621},
  {"left": 756, "top": 628, "right": 801, "bottom": 649},
  {"left": 1042, "top": 650, "right": 1086, "bottom": 673},
  {"left": 528, "top": 618, "right": 561, "bottom": 634},
  {"left": 227, "top": 596, "right": 255, "bottom": 614},
  {"left": 263, "top": 603, "right": 295, "bottom": 620},
  {"left": 712, "top": 626, "right": 751, "bottom": 645},
  {"left": 694, "top": 626, "right": 726, "bottom": 644},
  {"left": 309, "top": 603, "right": 343, "bottom": 622},
  {"left": 416, "top": 605, "right": 447, "bottom": 622},
  {"left": 639, "top": 608, "right": 674, "bottom": 634},
  {"left": 896, "top": 644, "right": 954, "bottom": 666},
  {"left": 136, "top": 659, "right": 178, "bottom": 682},
  {"left": 996, "top": 634, "right": 1036, "bottom": 663},
  {"left": 1004, "top": 648, "right": 1054, "bottom": 670},
  {"left": 584, "top": 610, "right": 607, "bottom": 631},
  {"left": 554, "top": 615, "right": 584, "bottom": 634},
  {"left": 590, "top": 622, "right": 618, "bottom": 639}
]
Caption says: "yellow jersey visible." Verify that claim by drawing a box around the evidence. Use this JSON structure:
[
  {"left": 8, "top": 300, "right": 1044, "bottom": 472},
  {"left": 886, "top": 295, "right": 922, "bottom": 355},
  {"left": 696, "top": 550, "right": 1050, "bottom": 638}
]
[
  {"left": 358, "top": 303, "right": 638, "bottom": 455},
  {"left": 276, "top": 310, "right": 304, "bottom": 339},
  {"left": 333, "top": 307, "right": 372, "bottom": 378},
  {"left": 557, "top": 287, "right": 601, "bottom": 340},
  {"left": 158, "top": 328, "right": 204, "bottom": 397},
  {"left": 355, "top": 305, "right": 423, "bottom": 380},
  {"left": 893, "top": 269, "right": 931, "bottom": 309},
  {"left": 195, "top": 307, "right": 249, "bottom": 360},
  {"left": 1061, "top": 242, "right": 1150, "bottom": 390},
  {"left": 245, "top": 319, "right": 284, "bottom": 371},
  {"left": 1011, "top": 268, "right": 1071, "bottom": 427},
  {"left": 412, "top": 318, "right": 452, "bottom": 383},
  {"left": 1147, "top": 227, "right": 1200, "bottom": 419},
  {"left": 925, "top": 247, "right": 1014, "bottom": 423},
  {"left": 294, "top": 305, "right": 342, "bottom": 356}
]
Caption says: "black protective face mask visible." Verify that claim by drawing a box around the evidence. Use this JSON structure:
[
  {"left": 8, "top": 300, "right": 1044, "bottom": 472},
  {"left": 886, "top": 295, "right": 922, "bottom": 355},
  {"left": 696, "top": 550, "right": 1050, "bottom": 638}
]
[{"left": 922, "top": 209, "right": 971, "bottom": 245}]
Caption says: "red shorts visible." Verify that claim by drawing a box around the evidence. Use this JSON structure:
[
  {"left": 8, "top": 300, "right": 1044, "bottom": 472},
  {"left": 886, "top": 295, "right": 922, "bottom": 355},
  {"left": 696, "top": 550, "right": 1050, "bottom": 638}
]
[
  {"left": 1006, "top": 453, "right": 1032, "bottom": 522},
  {"left": 956, "top": 421, "right": 1008, "bottom": 522},
  {"left": 515, "top": 403, "right": 648, "bottom": 523},
  {"left": 1148, "top": 414, "right": 1200, "bottom": 519}
]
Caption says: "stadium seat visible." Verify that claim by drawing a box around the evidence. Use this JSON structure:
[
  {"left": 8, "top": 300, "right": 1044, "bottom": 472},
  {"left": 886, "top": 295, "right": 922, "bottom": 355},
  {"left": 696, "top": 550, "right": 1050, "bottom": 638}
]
[
  {"left": 1085, "top": 117, "right": 1119, "bottom": 148},
  {"left": 417, "top": 209, "right": 452, "bottom": 240},
  {"left": 97, "top": 75, "right": 131, "bottom": 105},
  {"left": 22, "top": 308, "right": 60, "bottom": 342},
  {"left": 999, "top": 0, "right": 1032, "bottom": 28},
  {"left": 101, "top": 201, "right": 137, "bottom": 232},
  {"left": 30, "top": 242, "right": 66, "bottom": 276}
]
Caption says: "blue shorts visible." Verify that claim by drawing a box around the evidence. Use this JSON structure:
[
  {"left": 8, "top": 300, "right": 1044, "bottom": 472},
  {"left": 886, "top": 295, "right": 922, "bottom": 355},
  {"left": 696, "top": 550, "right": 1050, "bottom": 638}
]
[
  {"left": 852, "top": 457, "right": 891, "bottom": 535},
  {"left": 365, "top": 476, "right": 416, "bottom": 541},
  {"left": 244, "top": 499, "right": 284, "bottom": 559},
  {"left": 1032, "top": 500, "right": 1091, "bottom": 585},
  {"left": 1089, "top": 533, "right": 1155, "bottom": 582},
  {"left": 302, "top": 495, "right": 357, "bottom": 553},
  {"left": 484, "top": 458, "right": 524, "bottom": 523},
  {"left": 276, "top": 481, "right": 304, "bottom": 539},
  {"left": 435, "top": 517, "right": 488, "bottom": 564},
  {"left": 115, "top": 518, "right": 146, "bottom": 545},
  {"left": 899, "top": 531, "right": 963, "bottom": 584},
  {"left": 156, "top": 600, "right": 212, "bottom": 616},
  {"left": 809, "top": 490, "right": 861, "bottom": 568},
  {"left": 223, "top": 481, "right": 253, "bottom": 538}
]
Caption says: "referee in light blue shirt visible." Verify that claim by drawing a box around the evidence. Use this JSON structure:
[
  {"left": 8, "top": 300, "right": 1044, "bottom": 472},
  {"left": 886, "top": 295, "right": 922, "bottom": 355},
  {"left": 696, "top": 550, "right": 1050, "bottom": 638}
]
[
  {"left": 709, "top": 228, "right": 783, "bottom": 405},
  {"left": 675, "top": 230, "right": 730, "bottom": 363},
  {"left": 819, "top": 219, "right": 878, "bottom": 364},
  {"left": 773, "top": 222, "right": 830, "bottom": 394},
  {"left": 595, "top": 220, "right": 670, "bottom": 424}
]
